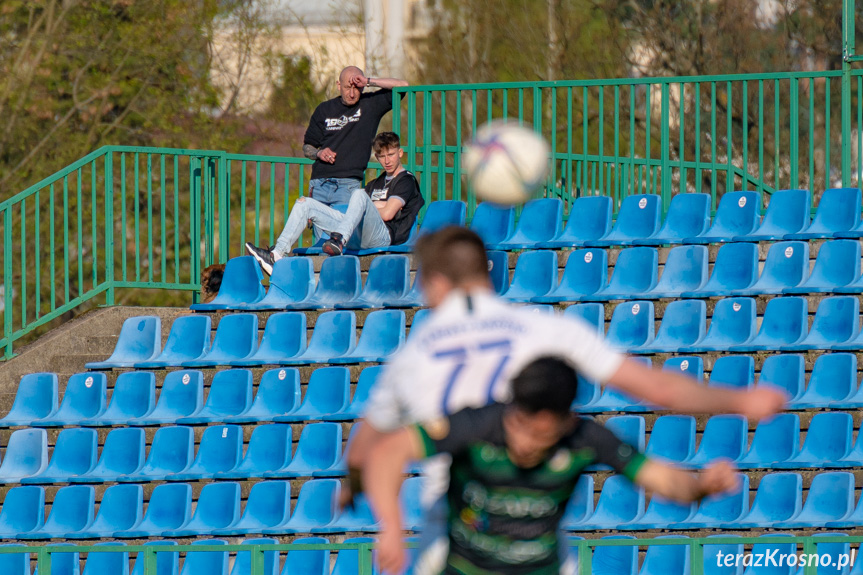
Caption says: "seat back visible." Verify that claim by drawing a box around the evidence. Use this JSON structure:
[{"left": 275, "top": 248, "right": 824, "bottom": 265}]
[
  {"left": 239, "top": 481, "right": 291, "bottom": 530},
  {"left": 706, "top": 191, "right": 760, "bottom": 236},
  {"left": 190, "top": 483, "right": 241, "bottom": 530},
  {"left": 103, "top": 316, "right": 161, "bottom": 364},
  {"left": 504, "top": 250, "right": 557, "bottom": 300},
  {"left": 139, "top": 427, "right": 195, "bottom": 476},
  {"left": 806, "top": 296, "right": 860, "bottom": 344},
  {"left": 646, "top": 415, "right": 695, "bottom": 462},
  {"left": 45, "top": 428, "right": 98, "bottom": 478},
  {"left": 709, "top": 356, "right": 755, "bottom": 389},
  {"left": 301, "top": 368, "right": 351, "bottom": 416},
  {"left": 639, "top": 535, "right": 690, "bottom": 575},
  {"left": 740, "top": 414, "right": 800, "bottom": 466},
  {"left": 608, "top": 194, "right": 661, "bottom": 240},
  {"left": 52, "top": 372, "right": 108, "bottom": 423},
  {"left": 304, "top": 311, "right": 356, "bottom": 358},
  {"left": 190, "top": 425, "right": 243, "bottom": 474},
  {"left": 754, "top": 241, "right": 810, "bottom": 290},
  {"left": 312, "top": 256, "right": 361, "bottom": 302},
  {"left": 130, "top": 541, "right": 178, "bottom": 575},
  {"left": 604, "top": 247, "right": 658, "bottom": 295},
  {"left": 179, "top": 539, "right": 228, "bottom": 575},
  {"left": 803, "top": 240, "right": 861, "bottom": 288},
  {"left": 561, "top": 195, "right": 612, "bottom": 242},
  {"left": 361, "top": 255, "right": 410, "bottom": 300},
  {"left": 696, "top": 242, "right": 759, "bottom": 294},
  {"left": 206, "top": 256, "right": 266, "bottom": 306},
  {"left": 508, "top": 198, "right": 562, "bottom": 244},
  {"left": 753, "top": 188, "right": 811, "bottom": 236},
  {"left": 93, "top": 428, "right": 146, "bottom": 476},
  {"left": 653, "top": 245, "right": 708, "bottom": 293},
  {"left": 351, "top": 310, "right": 406, "bottom": 358},
  {"left": 486, "top": 250, "right": 509, "bottom": 294},
  {"left": 702, "top": 297, "right": 756, "bottom": 345},
  {"left": 253, "top": 313, "right": 306, "bottom": 360},
  {"left": 804, "top": 353, "right": 857, "bottom": 404},
  {"left": 267, "top": 257, "right": 315, "bottom": 304},
  {"left": 44, "top": 485, "right": 95, "bottom": 533},
  {"left": 102, "top": 372, "right": 156, "bottom": 421},
  {"left": 745, "top": 473, "right": 802, "bottom": 523},
  {"left": 470, "top": 202, "right": 515, "bottom": 246},
  {"left": 758, "top": 354, "right": 804, "bottom": 399},
  {"left": 418, "top": 200, "right": 466, "bottom": 235},
  {"left": 555, "top": 249, "right": 607, "bottom": 297},
  {"left": 204, "top": 369, "right": 254, "bottom": 416},
  {"left": 88, "top": 484, "right": 143, "bottom": 535},
  {"left": 147, "top": 371, "right": 204, "bottom": 421},
  {"left": 607, "top": 301, "right": 654, "bottom": 350},
  {"left": 751, "top": 297, "right": 808, "bottom": 345},
  {"left": 651, "top": 299, "right": 706, "bottom": 347},
  {"left": 290, "top": 479, "right": 339, "bottom": 529},
  {"left": 0, "top": 429, "right": 48, "bottom": 479},
  {"left": 156, "top": 315, "right": 211, "bottom": 360},
  {"left": 591, "top": 535, "right": 638, "bottom": 575},
  {"left": 652, "top": 192, "right": 710, "bottom": 240},
  {"left": 797, "top": 412, "right": 853, "bottom": 463},
  {"left": 807, "top": 187, "right": 862, "bottom": 234},
  {"left": 691, "top": 415, "right": 747, "bottom": 464},
  {"left": 251, "top": 369, "right": 301, "bottom": 416},
  {"left": 563, "top": 303, "right": 605, "bottom": 336},
  {"left": 292, "top": 423, "right": 343, "bottom": 471},
  {"left": 237, "top": 425, "right": 292, "bottom": 473},
  {"left": 1, "top": 373, "right": 58, "bottom": 424},
  {"left": 663, "top": 356, "right": 704, "bottom": 380},
  {"left": 604, "top": 416, "right": 646, "bottom": 451},
  {"left": 591, "top": 475, "right": 644, "bottom": 523},
  {"left": 0, "top": 486, "right": 45, "bottom": 534},
  {"left": 207, "top": 314, "right": 258, "bottom": 360},
  {"left": 0, "top": 544, "right": 30, "bottom": 575},
  {"left": 231, "top": 538, "right": 280, "bottom": 575},
  {"left": 690, "top": 476, "right": 749, "bottom": 530},
  {"left": 140, "top": 484, "right": 192, "bottom": 530}
]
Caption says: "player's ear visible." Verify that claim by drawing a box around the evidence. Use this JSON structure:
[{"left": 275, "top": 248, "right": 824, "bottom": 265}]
[{"left": 398, "top": 148, "right": 404, "bottom": 159}]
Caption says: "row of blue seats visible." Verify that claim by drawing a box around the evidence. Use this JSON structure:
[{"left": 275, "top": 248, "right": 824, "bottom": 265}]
[
  {"left": 86, "top": 309, "right": 428, "bottom": 370},
  {"left": 0, "top": 423, "right": 357, "bottom": 483},
  {"left": 0, "top": 367, "right": 379, "bottom": 428},
  {"left": 585, "top": 354, "right": 863, "bottom": 411},
  {"left": 510, "top": 240, "right": 863, "bottom": 303},
  {"left": 0, "top": 479, "right": 423, "bottom": 540},
  {"left": 573, "top": 296, "right": 863, "bottom": 354}
]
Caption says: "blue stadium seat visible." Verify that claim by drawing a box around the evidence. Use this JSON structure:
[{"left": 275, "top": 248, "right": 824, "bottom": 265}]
[
  {"left": 729, "top": 297, "right": 807, "bottom": 351},
  {"left": 725, "top": 473, "right": 801, "bottom": 528},
  {"left": 686, "top": 415, "right": 747, "bottom": 468},
  {"left": 684, "top": 475, "right": 749, "bottom": 529},
  {"left": 590, "top": 535, "right": 638, "bottom": 575},
  {"left": 183, "top": 314, "right": 258, "bottom": 367},
  {"left": 336, "top": 255, "right": 410, "bottom": 309},
  {"left": 22, "top": 428, "right": 97, "bottom": 484},
  {"left": 487, "top": 250, "right": 510, "bottom": 295},
  {"left": 275, "top": 367, "right": 349, "bottom": 422},
  {"left": 322, "top": 365, "right": 382, "bottom": 421},
  {"left": 605, "top": 301, "right": 654, "bottom": 351},
  {"left": 314, "top": 493, "right": 379, "bottom": 533},
  {"left": 116, "top": 483, "right": 191, "bottom": 538},
  {"left": 262, "top": 479, "right": 339, "bottom": 535},
  {"left": 632, "top": 299, "right": 705, "bottom": 354},
  {"left": 39, "top": 372, "right": 107, "bottom": 427},
  {"left": 85, "top": 316, "right": 161, "bottom": 369},
  {"left": 605, "top": 416, "right": 646, "bottom": 451},
  {"left": 312, "top": 423, "right": 361, "bottom": 478},
  {"left": 773, "top": 412, "right": 852, "bottom": 468},
  {"left": 583, "top": 358, "right": 652, "bottom": 413},
  {"left": 532, "top": 249, "right": 606, "bottom": 303},
  {"left": 563, "top": 303, "right": 605, "bottom": 336},
  {"left": 264, "top": 423, "right": 341, "bottom": 478},
  {"left": 178, "top": 539, "right": 228, "bottom": 575},
  {"left": 332, "top": 310, "right": 405, "bottom": 363},
  {"left": 330, "top": 537, "right": 375, "bottom": 575},
  {"left": 169, "top": 425, "right": 243, "bottom": 481},
  {"left": 783, "top": 296, "right": 860, "bottom": 350},
  {"left": 238, "top": 257, "right": 314, "bottom": 310},
  {"left": 638, "top": 536, "right": 691, "bottom": 575},
  {"left": 502, "top": 250, "right": 558, "bottom": 302},
  {"left": 399, "top": 477, "right": 426, "bottom": 531},
  {"left": 164, "top": 482, "right": 241, "bottom": 537},
  {"left": 18, "top": 484, "right": 95, "bottom": 540},
  {"left": 232, "top": 312, "right": 306, "bottom": 366},
  {"left": 624, "top": 497, "right": 695, "bottom": 531},
  {"left": 129, "top": 370, "right": 203, "bottom": 425},
  {"left": 787, "top": 187, "right": 862, "bottom": 239},
  {"left": 190, "top": 256, "right": 265, "bottom": 310},
  {"left": 470, "top": 202, "right": 516, "bottom": 247},
  {"left": 560, "top": 476, "right": 595, "bottom": 529},
  {"left": 278, "top": 536, "right": 329, "bottom": 575},
  {"left": 807, "top": 534, "right": 852, "bottom": 575},
  {"left": 775, "top": 472, "right": 855, "bottom": 528},
  {"left": 0, "top": 544, "right": 30, "bottom": 575},
  {"left": 214, "top": 424, "right": 292, "bottom": 480},
  {"left": 708, "top": 356, "right": 755, "bottom": 389},
  {"left": 0, "top": 486, "right": 45, "bottom": 538},
  {"left": 68, "top": 484, "right": 143, "bottom": 539},
  {"left": 229, "top": 538, "right": 280, "bottom": 575},
  {"left": 176, "top": 369, "right": 253, "bottom": 424},
  {"left": 584, "top": 247, "right": 658, "bottom": 301},
  {"left": 116, "top": 427, "right": 194, "bottom": 483},
  {"left": 577, "top": 475, "right": 644, "bottom": 530},
  {"left": 795, "top": 353, "right": 856, "bottom": 408},
  {"left": 584, "top": 194, "right": 661, "bottom": 247},
  {"left": 785, "top": 240, "right": 861, "bottom": 293},
  {"left": 736, "top": 414, "right": 799, "bottom": 469},
  {"left": 736, "top": 241, "right": 809, "bottom": 296},
  {"left": 225, "top": 368, "right": 301, "bottom": 423},
  {"left": 130, "top": 541, "right": 179, "bottom": 575},
  {"left": 0, "top": 372, "right": 58, "bottom": 427},
  {"left": 490, "top": 198, "right": 563, "bottom": 250},
  {"left": 536, "top": 196, "right": 612, "bottom": 248},
  {"left": 212, "top": 481, "right": 291, "bottom": 536},
  {"left": 680, "top": 298, "right": 756, "bottom": 352},
  {"left": 70, "top": 427, "right": 145, "bottom": 483},
  {"left": 758, "top": 354, "right": 805, "bottom": 405},
  {"left": 0, "top": 429, "right": 48, "bottom": 482},
  {"left": 81, "top": 371, "right": 155, "bottom": 426},
  {"left": 33, "top": 543, "right": 80, "bottom": 575},
  {"left": 683, "top": 191, "right": 760, "bottom": 244},
  {"left": 635, "top": 193, "right": 711, "bottom": 246},
  {"left": 645, "top": 415, "right": 696, "bottom": 463},
  {"left": 284, "top": 256, "right": 361, "bottom": 310},
  {"left": 407, "top": 309, "right": 431, "bottom": 342},
  {"left": 733, "top": 189, "right": 811, "bottom": 241},
  {"left": 663, "top": 356, "right": 704, "bottom": 380},
  {"left": 740, "top": 535, "right": 796, "bottom": 575},
  {"left": 837, "top": 424, "right": 863, "bottom": 467},
  {"left": 134, "top": 316, "right": 210, "bottom": 368},
  {"left": 645, "top": 245, "right": 708, "bottom": 298},
  {"left": 382, "top": 270, "right": 424, "bottom": 308},
  {"left": 281, "top": 310, "right": 356, "bottom": 364},
  {"left": 387, "top": 200, "right": 466, "bottom": 253},
  {"left": 702, "top": 535, "right": 744, "bottom": 575},
  {"left": 680, "top": 242, "right": 759, "bottom": 297}
]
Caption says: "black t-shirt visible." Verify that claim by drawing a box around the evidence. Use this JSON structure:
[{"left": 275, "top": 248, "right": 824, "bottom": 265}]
[
  {"left": 304, "top": 90, "right": 394, "bottom": 180},
  {"left": 413, "top": 403, "right": 647, "bottom": 575},
  {"left": 364, "top": 170, "right": 424, "bottom": 245}
]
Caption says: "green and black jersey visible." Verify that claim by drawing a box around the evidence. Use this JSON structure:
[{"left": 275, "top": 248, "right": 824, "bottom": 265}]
[{"left": 412, "top": 403, "right": 648, "bottom": 575}]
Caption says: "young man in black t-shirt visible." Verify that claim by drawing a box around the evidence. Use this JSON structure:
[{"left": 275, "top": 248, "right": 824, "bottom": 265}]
[
  {"left": 364, "top": 357, "right": 739, "bottom": 575},
  {"left": 246, "top": 132, "right": 424, "bottom": 273}
]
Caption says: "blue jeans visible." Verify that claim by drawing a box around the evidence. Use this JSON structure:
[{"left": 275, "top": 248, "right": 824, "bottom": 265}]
[
  {"left": 309, "top": 177, "right": 362, "bottom": 205},
  {"left": 273, "top": 189, "right": 392, "bottom": 255}
]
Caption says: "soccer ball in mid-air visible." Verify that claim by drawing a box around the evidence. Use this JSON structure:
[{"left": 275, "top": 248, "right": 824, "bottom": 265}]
[{"left": 462, "top": 121, "right": 550, "bottom": 205}]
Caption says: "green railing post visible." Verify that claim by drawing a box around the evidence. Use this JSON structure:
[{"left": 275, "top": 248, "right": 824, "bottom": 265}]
[
  {"left": 691, "top": 539, "right": 704, "bottom": 575},
  {"left": 802, "top": 536, "right": 817, "bottom": 575},
  {"left": 143, "top": 547, "right": 157, "bottom": 575},
  {"left": 218, "top": 153, "right": 229, "bottom": 264},
  {"left": 250, "top": 545, "right": 265, "bottom": 575},
  {"left": 661, "top": 83, "right": 671, "bottom": 211},
  {"left": 36, "top": 546, "right": 51, "bottom": 575},
  {"left": 392, "top": 90, "right": 403, "bottom": 136},
  {"left": 842, "top": 0, "right": 856, "bottom": 187},
  {"left": 3, "top": 206, "right": 13, "bottom": 359},
  {"left": 579, "top": 539, "right": 592, "bottom": 575},
  {"left": 104, "top": 151, "right": 115, "bottom": 305},
  {"left": 358, "top": 542, "right": 374, "bottom": 575}
]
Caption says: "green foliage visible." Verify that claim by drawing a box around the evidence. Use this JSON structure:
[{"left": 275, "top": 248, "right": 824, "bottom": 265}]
[{"left": 268, "top": 54, "right": 327, "bottom": 125}]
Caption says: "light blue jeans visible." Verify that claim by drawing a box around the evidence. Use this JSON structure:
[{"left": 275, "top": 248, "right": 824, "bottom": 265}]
[
  {"left": 309, "top": 177, "right": 362, "bottom": 205},
  {"left": 274, "top": 189, "right": 392, "bottom": 255}
]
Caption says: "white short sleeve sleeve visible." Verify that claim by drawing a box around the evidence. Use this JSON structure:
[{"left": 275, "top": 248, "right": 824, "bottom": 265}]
[
  {"left": 543, "top": 314, "right": 625, "bottom": 383},
  {"left": 362, "top": 352, "right": 411, "bottom": 432}
]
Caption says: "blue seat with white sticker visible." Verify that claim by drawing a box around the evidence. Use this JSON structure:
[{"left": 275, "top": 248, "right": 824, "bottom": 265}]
[
  {"left": 490, "top": 198, "right": 562, "bottom": 250},
  {"left": 683, "top": 191, "right": 760, "bottom": 244},
  {"left": 734, "top": 189, "right": 810, "bottom": 241},
  {"left": 532, "top": 249, "right": 607, "bottom": 303},
  {"left": 787, "top": 187, "right": 862, "bottom": 239},
  {"left": 584, "top": 194, "right": 660, "bottom": 247}
]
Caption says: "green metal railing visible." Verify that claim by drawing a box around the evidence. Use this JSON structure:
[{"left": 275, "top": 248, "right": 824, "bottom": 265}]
[{"left": 5, "top": 535, "right": 861, "bottom": 574}]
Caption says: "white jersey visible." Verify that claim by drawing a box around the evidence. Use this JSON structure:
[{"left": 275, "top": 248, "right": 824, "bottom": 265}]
[{"left": 364, "top": 289, "right": 625, "bottom": 505}]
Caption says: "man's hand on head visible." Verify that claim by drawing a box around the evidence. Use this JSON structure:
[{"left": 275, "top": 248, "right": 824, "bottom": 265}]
[{"left": 352, "top": 74, "right": 370, "bottom": 89}]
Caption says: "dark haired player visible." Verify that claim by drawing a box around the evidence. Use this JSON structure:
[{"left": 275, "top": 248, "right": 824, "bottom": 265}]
[{"left": 365, "top": 357, "right": 739, "bottom": 575}]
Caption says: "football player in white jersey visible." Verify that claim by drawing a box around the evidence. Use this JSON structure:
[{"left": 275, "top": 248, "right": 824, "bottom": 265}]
[{"left": 348, "top": 226, "right": 786, "bottom": 573}]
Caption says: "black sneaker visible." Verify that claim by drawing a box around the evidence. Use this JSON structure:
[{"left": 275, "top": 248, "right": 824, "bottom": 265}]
[
  {"left": 322, "top": 232, "right": 346, "bottom": 256},
  {"left": 245, "top": 242, "right": 276, "bottom": 275}
]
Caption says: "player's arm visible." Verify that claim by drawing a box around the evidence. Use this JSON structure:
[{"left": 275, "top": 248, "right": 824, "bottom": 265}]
[
  {"left": 607, "top": 358, "right": 787, "bottom": 421},
  {"left": 355, "top": 75, "right": 409, "bottom": 89},
  {"left": 633, "top": 459, "right": 739, "bottom": 504},
  {"left": 376, "top": 196, "right": 405, "bottom": 221}
]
